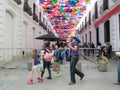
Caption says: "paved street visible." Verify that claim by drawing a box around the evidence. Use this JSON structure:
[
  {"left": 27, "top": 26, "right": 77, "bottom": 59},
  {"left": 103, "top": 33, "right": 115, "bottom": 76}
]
[{"left": 0, "top": 57, "right": 119, "bottom": 90}]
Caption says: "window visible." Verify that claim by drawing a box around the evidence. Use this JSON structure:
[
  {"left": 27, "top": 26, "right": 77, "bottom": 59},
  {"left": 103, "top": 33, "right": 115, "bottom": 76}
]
[
  {"left": 39, "top": 12, "right": 41, "bottom": 21},
  {"left": 103, "top": 0, "right": 108, "bottom": 11},
  {"left": 85, "top": 17, "right": 87, "bottom": 29},
  {"left": 89, "top": 31, "right": 91, "bottom": 44},
  {"left": 85, "top": 34, "right": 87, "bottom": 43},
  {"left": 104, "top": 20, "right": 110, "bottom": 42},
  {"left": 33, "top": 3, "right": 36, "bottom": 15},
  {"left": 89, "top": 11, "right": 91, "bottom": 25},
  {"left": 82, "top": 36, "right": 84, "bottom": 43},
  {"left": 94, "top": 1, "right": 98, "bottom": 19},
  {"left": 39, "top": 12, "right": 42, "bottom": 26},
  {"left": 96, "top": 27, "right": 99, "bottom": 45}
]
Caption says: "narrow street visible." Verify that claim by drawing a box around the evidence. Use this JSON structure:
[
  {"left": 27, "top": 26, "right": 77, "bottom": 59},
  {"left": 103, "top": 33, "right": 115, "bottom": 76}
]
[{"left": 0, "top": 57, "right": 119, "bottom": 90}]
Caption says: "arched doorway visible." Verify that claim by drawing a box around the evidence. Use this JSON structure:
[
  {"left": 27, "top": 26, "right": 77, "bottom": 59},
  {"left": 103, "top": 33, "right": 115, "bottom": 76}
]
[{"left": 5, "top": 10, "right": 14, "bottom": 61}]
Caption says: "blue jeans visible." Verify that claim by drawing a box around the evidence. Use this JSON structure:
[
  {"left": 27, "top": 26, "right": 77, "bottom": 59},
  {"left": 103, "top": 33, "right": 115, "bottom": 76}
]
[
  {"left": 118, "top": 59, "right": 120, "bottom": 82},
  {"left": 70, "top": 56, "right": 84, "bottom": 83}
]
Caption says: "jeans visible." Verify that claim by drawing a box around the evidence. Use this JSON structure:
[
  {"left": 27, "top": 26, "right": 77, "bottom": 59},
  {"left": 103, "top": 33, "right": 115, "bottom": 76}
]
[
  {"left": 70, "top": 56, "right": 84, "bottom": 83},
  {"left": 118, "top": 59, "right": 120, "bottom": 82},
  {"left": 41, "top": 60, "right": 51, "bottom": 78}
]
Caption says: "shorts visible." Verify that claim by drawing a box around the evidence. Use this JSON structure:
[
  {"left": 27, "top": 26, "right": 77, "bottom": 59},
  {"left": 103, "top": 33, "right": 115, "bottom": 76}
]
[{"left": 33, "top": 64, "right": 40, "bottom": 70}]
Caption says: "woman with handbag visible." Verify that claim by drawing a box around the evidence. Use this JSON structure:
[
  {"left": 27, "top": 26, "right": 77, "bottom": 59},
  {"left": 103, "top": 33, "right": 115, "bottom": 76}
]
[{"left": 41, "top": 41, "right": 53, "bottom": 80}]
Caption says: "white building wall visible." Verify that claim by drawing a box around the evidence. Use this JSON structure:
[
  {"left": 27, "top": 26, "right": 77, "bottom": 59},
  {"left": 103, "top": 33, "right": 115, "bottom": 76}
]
[
  {"left": 79, "top": 0, "right": 120, "bottom": 51},
  {"left": 0, "top": 0, "right": 46, "bottom": 62}
]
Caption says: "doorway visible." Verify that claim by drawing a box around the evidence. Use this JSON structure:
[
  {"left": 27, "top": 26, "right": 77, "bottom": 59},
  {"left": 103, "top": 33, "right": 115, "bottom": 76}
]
[
  {"left": 5, "top": 11, "right": 14, "bottom": 60},
  {"left": 96, "top": 27, "right": 99, "bottom": 45},
  {"left": 104, "top": 20, "right": 110, "bottom": 43}
]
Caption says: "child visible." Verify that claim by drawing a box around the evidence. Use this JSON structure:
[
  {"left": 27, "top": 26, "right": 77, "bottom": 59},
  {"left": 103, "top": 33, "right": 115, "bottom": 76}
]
[
  {"left": 101, "top": 46, "right": 109, "bottom": 63},
  {"left": 74, "top": 30, "right": 82, "bottom": 43},
  {"left": 27, "top": 49, "right": 43, "bottom": 84},
  {"left": 95, "top": 50, "right": 100, "bottom": 64},
  {"left": 54, "top": 44, "right": 61, "bottom": 77}
]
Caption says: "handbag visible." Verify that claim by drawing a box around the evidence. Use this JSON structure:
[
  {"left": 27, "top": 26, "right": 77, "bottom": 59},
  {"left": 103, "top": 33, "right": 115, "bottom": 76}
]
[
  {"left": 44, "top": 49, "right": 53, "bottom": 62},
  {"left": 39, "top": 60, "right": 44, "bottom": 71}
]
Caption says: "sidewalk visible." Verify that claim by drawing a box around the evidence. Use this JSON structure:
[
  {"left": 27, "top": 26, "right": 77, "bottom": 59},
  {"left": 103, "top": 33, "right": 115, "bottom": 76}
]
[{"left": 0, "top": 57, "right": 119, "bottom": 90}]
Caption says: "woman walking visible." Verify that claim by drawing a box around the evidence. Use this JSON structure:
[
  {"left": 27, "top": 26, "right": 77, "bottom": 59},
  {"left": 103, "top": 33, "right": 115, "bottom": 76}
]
[
  {"left": 41, "top": 41, "right": 52, "bottom": 79},
  {"left": 68, "top": 34, "right": 84, "bottom": 85}
]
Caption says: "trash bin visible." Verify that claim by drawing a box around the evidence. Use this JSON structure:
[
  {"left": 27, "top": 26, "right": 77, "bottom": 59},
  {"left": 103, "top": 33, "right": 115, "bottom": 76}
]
[
  {"left": 98, "top": 61, "right": 107, "bottom": 72},
  {"left": 76, "top": 62, "right": 81, "bottom": 71},
  {"left": 27, "top": 62, "right": 32, "bottom": 71}
]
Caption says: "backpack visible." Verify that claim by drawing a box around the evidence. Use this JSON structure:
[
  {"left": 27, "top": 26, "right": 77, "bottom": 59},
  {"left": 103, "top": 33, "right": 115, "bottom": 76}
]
[
  {"left": 59, "top": 49, "right": 64, "bottom": 60},
  {"left": 44, "top": 49, "right": 53, "bottom": 62}
]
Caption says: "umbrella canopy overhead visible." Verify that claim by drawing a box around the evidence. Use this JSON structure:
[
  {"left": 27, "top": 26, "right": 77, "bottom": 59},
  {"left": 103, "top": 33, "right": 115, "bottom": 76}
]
[
  {"left": 35, "top": 33, "right": 65, "bottom": 41},
  {"left": 39, "top": 0, "right": 90, "bottom": 38}
]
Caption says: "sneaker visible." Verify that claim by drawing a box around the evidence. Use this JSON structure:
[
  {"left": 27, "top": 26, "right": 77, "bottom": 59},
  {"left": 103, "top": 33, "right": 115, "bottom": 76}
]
[
  {"left": 37, "top": 78, "right": 43, "bottom": 83},
  {"left": 55, "top": 73, "right": 61, "bottom": 77},
  {"left": 27, "top": 79, "right": 33, "bottom": 84},
  {"left": 113, "top": 82, "right": 120, "bottom": 85},
  {"left": 68, "top": 82, "right": 76, "bottom": 85},
  {"left": 46, "top": 77, "right": 52, "bottom": 79},
  {"left": 40, "top": 78, "right": 44, "bottom": 82}
]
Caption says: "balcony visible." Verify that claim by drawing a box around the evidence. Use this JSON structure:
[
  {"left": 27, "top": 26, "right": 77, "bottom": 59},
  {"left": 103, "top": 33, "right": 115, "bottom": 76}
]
[
  {"left": 33, "top": 14, "right": 38, "bottom": 22},
  {"left": 14, "top": 0, "right": 22, "bottom": 5},
  {"left": 39, "top": 21, "right": 48, "bottom": 30},
  {"left": 23, "top": 2, "right": 32, "bottom": 16}
]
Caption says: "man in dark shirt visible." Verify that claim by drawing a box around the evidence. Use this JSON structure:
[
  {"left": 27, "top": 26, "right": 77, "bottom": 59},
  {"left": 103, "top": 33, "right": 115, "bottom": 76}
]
[{"left": 68, "top": 34, "right": 84, "bottom": 85}]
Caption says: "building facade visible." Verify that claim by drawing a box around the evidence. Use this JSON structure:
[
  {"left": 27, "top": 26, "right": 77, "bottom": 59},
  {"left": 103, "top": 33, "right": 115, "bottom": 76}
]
[
  {"left": 0, "top": 0, "right": 48, "bottom": 63},
  {"left": 79, "top": 0, "right": 120, "bottom": 51}
]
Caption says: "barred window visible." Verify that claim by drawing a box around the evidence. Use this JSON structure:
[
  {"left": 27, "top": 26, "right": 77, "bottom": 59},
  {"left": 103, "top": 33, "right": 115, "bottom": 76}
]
[
  {"left": 94, "top": 1, "right": 98, "bottom": 19},
  {"left": 89, "top": 11, "right": 91, "bottom": 25},
  {"left": 103, "top": 0, "right": 108, "bottom": 11}
]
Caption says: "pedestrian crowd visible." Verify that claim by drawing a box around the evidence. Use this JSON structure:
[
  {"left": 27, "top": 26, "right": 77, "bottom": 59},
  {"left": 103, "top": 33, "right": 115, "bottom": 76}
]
[{"left": 27, "top": 30, "right": 120, "bottom": 85}]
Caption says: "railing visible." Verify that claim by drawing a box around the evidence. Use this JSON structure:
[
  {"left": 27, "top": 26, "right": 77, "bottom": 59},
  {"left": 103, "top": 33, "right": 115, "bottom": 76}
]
[
  {"left": 79, "top": 48, "right": 98, "bottom": 63},
  {"left": 38, "top": 48, "right": 98, "bottom": 64},
  {"left": 0, "top": 48, "right": 99, "bottom": 65}
]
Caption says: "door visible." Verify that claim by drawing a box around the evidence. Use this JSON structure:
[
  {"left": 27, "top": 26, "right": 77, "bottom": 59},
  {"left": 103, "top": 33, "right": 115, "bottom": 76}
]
[
  {"left": 23, "top": 21, "right": 28, "bottom": 55},
  {"left": 96, "top": 27, "right": 99, "bottom": 45},
  {"left": 5, "top": 11, "right": 14, "bottom": 61},
  {"left": 104, "top": 20, "right": 110, "bottom": 43}
]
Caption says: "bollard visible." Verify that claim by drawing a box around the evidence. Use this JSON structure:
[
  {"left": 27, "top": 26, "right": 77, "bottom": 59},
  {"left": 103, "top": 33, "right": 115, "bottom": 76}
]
[
  {"left": 27, "top": 62, "right": 32, "bottom": 71},
  {"left": 98, "top": 61, "right": 107, "bottom": 72},
  {"left": 76, "top": 62, "right": 81, "bottom": 71}
]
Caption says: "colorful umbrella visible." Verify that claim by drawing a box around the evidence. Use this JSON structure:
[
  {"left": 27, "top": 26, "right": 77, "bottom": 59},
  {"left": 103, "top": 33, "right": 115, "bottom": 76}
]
[{"left": 39, "top": 0, "right": 90, "bottom": 38}]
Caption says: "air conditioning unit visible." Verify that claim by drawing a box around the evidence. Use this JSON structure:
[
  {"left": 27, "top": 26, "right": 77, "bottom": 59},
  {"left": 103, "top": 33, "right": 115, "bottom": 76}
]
[
  {"left": 112, "top": 0, "right": 117, "bottom": 3},
  {"left": 99, "top": 5, "right": 103, "bottom": 15}
]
